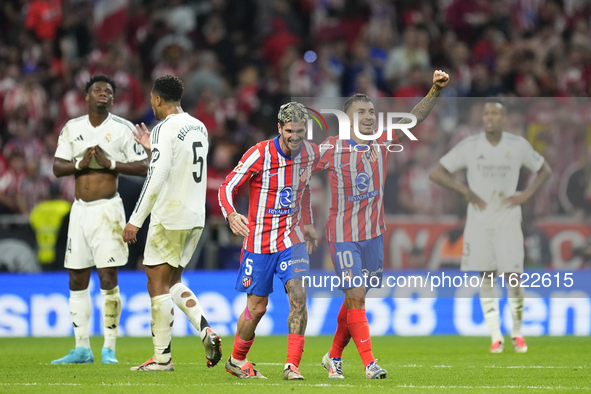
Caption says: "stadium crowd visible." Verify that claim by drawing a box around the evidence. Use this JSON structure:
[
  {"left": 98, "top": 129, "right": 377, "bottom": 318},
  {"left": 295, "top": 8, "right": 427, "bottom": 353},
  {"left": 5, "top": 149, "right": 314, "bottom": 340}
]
[{"left": 1, "top": 0, "right": 591, "bottom": 269}]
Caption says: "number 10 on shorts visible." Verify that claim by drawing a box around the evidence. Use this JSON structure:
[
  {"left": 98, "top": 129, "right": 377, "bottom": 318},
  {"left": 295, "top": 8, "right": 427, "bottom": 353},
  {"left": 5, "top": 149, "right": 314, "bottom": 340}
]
[{"left": 336, "top": 251, "right": 354, "bottom": 270}]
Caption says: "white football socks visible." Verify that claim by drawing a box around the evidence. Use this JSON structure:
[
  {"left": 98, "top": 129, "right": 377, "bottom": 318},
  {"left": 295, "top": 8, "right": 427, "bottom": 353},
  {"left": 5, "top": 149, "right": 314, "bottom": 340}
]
[
  {"left": 170, "top": 283, "right": 209, "bottom": 341},
  {"left": 480, "top": 275, "right": 503, "bottom": 343},
  {"left": 70, "top": 288, "right": 91, "bottom": 349},
  {"left": 151, "top": 294, "right": 174, "bottom": 363},
  {"left": 101, "top": 286, "right": 121, "bottom": 350},
  {"left": 507, "top": 284, "right": 524, "bottom": 338}
]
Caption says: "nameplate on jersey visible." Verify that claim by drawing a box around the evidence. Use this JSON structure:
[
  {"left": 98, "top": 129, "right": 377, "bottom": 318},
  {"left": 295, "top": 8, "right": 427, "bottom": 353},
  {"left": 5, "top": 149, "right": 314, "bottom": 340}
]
[{"left": 177, "top": 125, "right": 206, "bottom": 141}]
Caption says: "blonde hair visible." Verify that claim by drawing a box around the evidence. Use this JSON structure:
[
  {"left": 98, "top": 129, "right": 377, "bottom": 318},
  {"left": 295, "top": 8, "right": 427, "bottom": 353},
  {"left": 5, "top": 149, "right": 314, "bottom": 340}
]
[{"left": 278, "top": 102, "right": 308, "bottom": 126}]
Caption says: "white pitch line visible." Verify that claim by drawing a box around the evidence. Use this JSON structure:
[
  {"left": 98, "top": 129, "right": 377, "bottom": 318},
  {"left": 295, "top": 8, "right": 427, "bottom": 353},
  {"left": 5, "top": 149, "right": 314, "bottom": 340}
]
[
  {"left": 2, "top": 382, "right": 589, "bottom": 390},
  {"left": 397, "top": 384, "right": 590, "bottom": 390}
]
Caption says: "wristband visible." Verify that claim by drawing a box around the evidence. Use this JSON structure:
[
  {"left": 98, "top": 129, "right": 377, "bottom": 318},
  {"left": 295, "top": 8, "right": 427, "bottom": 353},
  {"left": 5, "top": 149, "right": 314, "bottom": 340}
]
[
  {"left": 75, "top": 160, "right": 81, "bottom": 170},
  {"left": 109, "top": 159, "right": 116, "bottom": 170}
]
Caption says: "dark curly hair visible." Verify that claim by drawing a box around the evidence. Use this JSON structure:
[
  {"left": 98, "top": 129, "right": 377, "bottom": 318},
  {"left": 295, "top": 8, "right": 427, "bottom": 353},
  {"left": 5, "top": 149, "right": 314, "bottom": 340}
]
[
  {"left": 152, "top": 75, "right": 184, "bottom": 103},
  {"left": 343, "top": 93, "right": 372, "bottom": 113},
  {"left": 85, "top": 74, "right": 116, "bottom": 94}
]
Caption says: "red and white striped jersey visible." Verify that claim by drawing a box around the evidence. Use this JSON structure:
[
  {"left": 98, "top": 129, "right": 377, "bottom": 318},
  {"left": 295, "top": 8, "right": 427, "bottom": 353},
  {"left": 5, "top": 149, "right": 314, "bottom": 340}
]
[
  {"left": 219, "top": 137, "right": 319, "bottom": 254},
  {"left": 317, "top": 133, "right": 399, "bottom": 243}
]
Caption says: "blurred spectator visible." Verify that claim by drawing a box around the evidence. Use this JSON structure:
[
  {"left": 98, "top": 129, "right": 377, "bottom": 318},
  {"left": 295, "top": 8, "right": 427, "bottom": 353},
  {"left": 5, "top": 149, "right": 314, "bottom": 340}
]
[
  {"left": 0, "top": 135, "right": 7, "bottom": 175},
  {"left": 262, "top": 18, "right": 301, "bottom": 78},
  {"left": 560, "top": 145, "right": 591, "bottom": 221},
  {"left": 384, "top": 25, "right": 430, "bottom": 90},
  {"left": 185, "top": 51, "right": 224, "bottom": 109},
  {"left": 16, "top": 160, "right": 50, "bottom": 214},
  {"left": 394, "top": 66, "right": 429, "bottom": 97},
  {"left": 445, "top": 0, "right": 489, "bottom": 45},
  {"left": 4, "top": 64, "right": 48, "bottom": 135},
  {"left": 52, "top": 69, "right": 88, "bottom": 134},
  {"left": 25, "top": 0, "right": 62, "bottom": 41},
  {"left": 3, "top": 119, "right": 44, "bottom": 163},
  {"left": 0, "top": 151, "right": 26, "bottom": 213},
  {"left": 399, "top": 144, "right": 444, "bottom": 215}
]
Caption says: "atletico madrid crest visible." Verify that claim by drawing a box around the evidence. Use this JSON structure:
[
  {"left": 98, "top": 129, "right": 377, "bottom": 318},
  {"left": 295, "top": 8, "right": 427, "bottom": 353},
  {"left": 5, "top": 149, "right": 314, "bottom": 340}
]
[
  {"left": 242, "top": 276, "right": 252, "bottom": 287},
  {"left": 299, "top": 166, "right": 310, "bottom": 182},
  {"left": 366, "top": 147, "right": 378, "bottom": 162}
]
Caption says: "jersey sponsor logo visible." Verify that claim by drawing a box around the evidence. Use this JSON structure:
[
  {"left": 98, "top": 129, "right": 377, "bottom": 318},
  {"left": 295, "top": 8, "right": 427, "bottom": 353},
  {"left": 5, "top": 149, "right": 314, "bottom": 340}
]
[
  {"left": 134, "top": 143, "right": 144, "bottom": 156},
  {"left": 74, "top": 135, "right": 84, "bottom": 142},
  {"left": 294, "top": 268, "right": 307, "bottom": 273},
  {"left": 355, "top": 172, "right": 371, "bottom": 192},
  {"left": 291, "top": 257, "right": 309, "bottom": 265},
  {"left": 151, "top": 148, "right": 160, "bottom": 163},
  {"left": 266, "top": 206, "right": 299, "bottom": 216},
  {"left": 267, "top": 172, "right": 279, "bottom": 177},
  {"left": 347, "top": 189, "right": 379, "bottom": 202},
  {"left": 339, "top": 163, "right": 349, "bottom": 168},
  {"left": 362, "top": 267, "right": 383, "bottom": 277},
  {"left": 242, "top": 276, "right": 252, "bottom": 287},
  {"left": 279, "top": 187, "right": 292, "bottom": 207},
  {"left": 233, "top": 162, "right": 244, "bottom": 172}
]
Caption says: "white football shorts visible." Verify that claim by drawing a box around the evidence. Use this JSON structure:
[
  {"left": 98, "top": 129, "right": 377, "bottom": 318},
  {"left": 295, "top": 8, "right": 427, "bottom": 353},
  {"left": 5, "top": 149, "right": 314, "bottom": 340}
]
[
  {"left": 460, "top": 220, "right": 524, "bottom": 274},
  {"left": 143, "top": 223, "right": 203, "bottom": 268},
  {"left": 65, "top": 193, "right": 128, "bottom": 269}
]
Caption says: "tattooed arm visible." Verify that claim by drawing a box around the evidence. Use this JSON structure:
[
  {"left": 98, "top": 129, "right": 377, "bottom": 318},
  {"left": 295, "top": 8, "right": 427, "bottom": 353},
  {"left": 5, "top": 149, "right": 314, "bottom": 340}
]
[{"left": 395, "top": 70, "right": 450, "bottom": 142}]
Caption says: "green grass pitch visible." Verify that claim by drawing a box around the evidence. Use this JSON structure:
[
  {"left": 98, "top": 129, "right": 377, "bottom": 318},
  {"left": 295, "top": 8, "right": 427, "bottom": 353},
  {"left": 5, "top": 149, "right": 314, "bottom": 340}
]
[{"left": 1, "top": 336, "right": 589, "bottom": 393}]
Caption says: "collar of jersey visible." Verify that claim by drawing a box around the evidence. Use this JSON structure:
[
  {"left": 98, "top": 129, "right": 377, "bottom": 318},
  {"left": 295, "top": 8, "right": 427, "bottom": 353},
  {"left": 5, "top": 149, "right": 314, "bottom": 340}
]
[
  {"left": 347, "top": 138, "right": 372, "bottom": 149},
  {"left": 86, "top": 113, "right": 112, "bottom": 128},
  {"left": 273, "top": 136, "right": 302, "bottom": 161}
]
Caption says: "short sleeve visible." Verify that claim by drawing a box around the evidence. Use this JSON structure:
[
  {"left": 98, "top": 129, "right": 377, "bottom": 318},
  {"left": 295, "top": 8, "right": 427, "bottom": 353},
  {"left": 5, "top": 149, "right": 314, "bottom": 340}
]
[
  {"left": 520, "top": 138, "right": 545, "bottom": 172},
  {"left": 439, "top": 139, "right": 468, "bottom": 173},
  {"left": 55, "top": 124, "right": 73, "bottom": 161}
]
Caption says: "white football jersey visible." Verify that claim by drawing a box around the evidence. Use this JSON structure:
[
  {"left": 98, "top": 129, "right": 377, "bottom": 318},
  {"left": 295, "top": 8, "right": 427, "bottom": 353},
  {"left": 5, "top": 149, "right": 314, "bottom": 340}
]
[
  {"left": 129, "top": 112, "right": 208, "bottom": 230},
  {"left": 440, "top": 132, "right": 544, "bottom": 228},
  {"left": 55, "top": 113, "right": 147, "bottom": 166}
]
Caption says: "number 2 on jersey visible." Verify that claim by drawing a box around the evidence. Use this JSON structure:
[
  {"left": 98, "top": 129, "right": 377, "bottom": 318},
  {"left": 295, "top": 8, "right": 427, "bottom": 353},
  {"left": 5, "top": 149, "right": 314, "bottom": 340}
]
[{"left": 192, "top": 141, "right": 204, "bottom": 183}]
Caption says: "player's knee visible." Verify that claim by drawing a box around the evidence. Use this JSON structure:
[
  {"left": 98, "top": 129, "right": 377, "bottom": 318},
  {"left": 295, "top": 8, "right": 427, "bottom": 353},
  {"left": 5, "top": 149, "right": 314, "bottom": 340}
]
[
  {"left": 249, "top": 301, "right": 268, "bottom": 320},
  {"left": 99, "top": 273, "right": 118, "bottom": 290}
]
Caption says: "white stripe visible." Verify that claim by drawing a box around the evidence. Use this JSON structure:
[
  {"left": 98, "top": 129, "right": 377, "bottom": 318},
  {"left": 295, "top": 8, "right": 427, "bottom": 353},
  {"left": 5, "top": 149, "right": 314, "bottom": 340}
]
[
  {"left": 362, "top": 148, "right": 373, "bottom": 240},
  {"left": 349, "top": 149, "right": 359, "bottom": 242},
  {"left": 222, "top": 149, "right": 261, "bottom": 218},
  {"left": 335, "top": 142, "right": 346, "bottom": 242},
  {"left": 375, "top": 148, "right": 385, "bottom": 238}
]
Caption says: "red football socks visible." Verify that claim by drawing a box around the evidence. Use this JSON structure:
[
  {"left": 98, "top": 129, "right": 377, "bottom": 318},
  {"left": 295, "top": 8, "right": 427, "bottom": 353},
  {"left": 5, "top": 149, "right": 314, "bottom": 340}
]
[
  {"left": 347, "top": 308, "right": 375, "bottom": 368},
  {"left": 232, "top": 333, "right": 255, "bottom": 361},
  {"left": 329, "top": 301, "right": 351, "bottom": 359},
  {"left": 286, "top": 333, "right": 305, "bottom": 366}
]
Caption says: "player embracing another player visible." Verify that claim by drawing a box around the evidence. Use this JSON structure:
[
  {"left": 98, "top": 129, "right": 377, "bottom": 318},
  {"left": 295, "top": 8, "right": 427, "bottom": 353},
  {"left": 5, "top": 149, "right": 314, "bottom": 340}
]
[
  {"left": 219, "top": 102, "right": 319, "bottom": 380},
  {"left": 317, "top": 71, "right": 449, "bottom": 379},
  {"left": 430, "top": 101, "right": 551, "bottom": 353}
]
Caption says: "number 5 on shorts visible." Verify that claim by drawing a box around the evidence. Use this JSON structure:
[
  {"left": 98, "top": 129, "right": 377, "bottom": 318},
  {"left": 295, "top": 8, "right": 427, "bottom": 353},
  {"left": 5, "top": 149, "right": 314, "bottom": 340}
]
[{"left": 245, "top": 258, "right": 253, "bottom": 275}]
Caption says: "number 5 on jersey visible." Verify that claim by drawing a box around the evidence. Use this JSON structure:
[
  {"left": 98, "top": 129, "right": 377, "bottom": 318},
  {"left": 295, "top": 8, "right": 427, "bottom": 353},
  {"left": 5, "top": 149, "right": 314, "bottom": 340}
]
[{"left": 193, "top": 141, "right": 204, "bottom": 183}]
